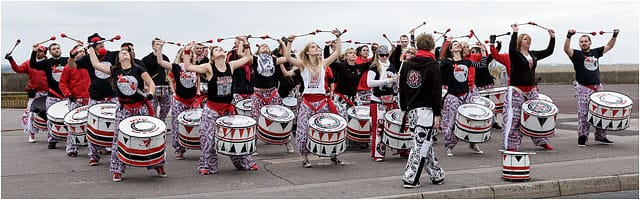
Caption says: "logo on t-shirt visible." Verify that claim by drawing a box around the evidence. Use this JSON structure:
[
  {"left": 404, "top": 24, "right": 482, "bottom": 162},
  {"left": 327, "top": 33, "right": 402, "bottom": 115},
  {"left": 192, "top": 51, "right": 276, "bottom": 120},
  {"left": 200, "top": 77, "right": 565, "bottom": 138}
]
[
  {"left": 257, "top": 55, "right": 275, "bottom": 77},
  {"left": 51, "top": 65, "right": 64, "bottom": 82},
  {"left": 309, "top": 73, "right": 320, "bottom": 89},
  {"left": 216, "top": 76, "right": 232, "bottom": 96},
  {"left": 453, "top": 63, "right": 468, "bottom": 83},
  {"left": 178, "top": 65, "right": 197, "bottom": 89},
  {"left": 116, "top": 74, "right": 138, "bottom": 96},
  {"left": 95, "top": 61, "right": 112, "bottom": 79},
  {"left": 407, "top": 70, "right": 422, "bottom": 88},
  {"left": 584, "top": 56, "right": 599, "bottom": 71}
]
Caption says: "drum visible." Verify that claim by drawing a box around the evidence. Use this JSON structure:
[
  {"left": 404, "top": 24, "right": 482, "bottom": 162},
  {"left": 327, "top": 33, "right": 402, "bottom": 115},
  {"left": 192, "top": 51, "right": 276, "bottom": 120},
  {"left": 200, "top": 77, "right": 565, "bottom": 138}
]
[
  {"left": 282, "top": 97, "right": 298, "bottom": 124},
  {"left": 30, "top": 96, "right": 48, "bottom": 130},
  {"left": 235, "top": 99, "right": 253, "bottom": 116},
  {"left": 537, "top": 93, "right": 553, "bottom": 103},
  {"left": 471, "top": 96, "right": 496, "bottom": 111},
  {"left": 382, "top": 109, "right": 413, "bottom": 150},
  {"left": 47, "top": 100, "right": 70, "bottom": 140},
  {"left": 177, "top": 109, "right": 203, "bottom": 150},
  {"left": 502, "top": 150, "right": 536, "bottom": 181},
  {"left": 587, "top": 91, "right": 633, "bottom": 131},
  {"left": 479, "top": 87, "right": 507, "bottom": 113},
  {"left": 346, "top": 106, "right": 371, "bottom": 143},
  {"left": 454, "top": 104, "right": 493, "bottom": 143},
  {"left": 356, "top": 92, "right": 371, "bottom": 106},
  {"left": 519, "top": 100, "right": 558, "bottom": 138},
  {"left": 215, "top": 115, "right": 257, "bottom": 156},
  {"left": 87, "top": 103, "right": 117, "bottom": 147},
  {"left": 307, "top": 113, "right": 348, "bottom": 157},
  {"left": 64, "top": 105, "right": 89, "bottom": 146},
  {"left": 257, "top": 105, "right": 295, "bottom": 145},
  {"left": 116, "top": 116, "right": 166, "bottom": 167}
]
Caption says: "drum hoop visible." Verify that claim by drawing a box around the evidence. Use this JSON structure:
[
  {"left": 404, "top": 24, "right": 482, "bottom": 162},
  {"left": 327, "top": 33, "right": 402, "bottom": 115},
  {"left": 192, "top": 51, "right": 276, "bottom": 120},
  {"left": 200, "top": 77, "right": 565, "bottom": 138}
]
[
  {"left": 88, "top": 103, "right": 117, "bottom": 118},
  {"left": 522, "top": 100, "right": 558, "bottom": 117},
  {"left": 457, "top": 104, "right": 493, "bottom": 120},
  {"left": 590, "top": 90, "right": 633, "bottom": 107},
  {"left": 177, "top": 109, "right": 203, "bottom": 125},
  {"left": 64, "top": 106, "right": 89, "bottom": 124},
  {"left": 118, "top": 116, "right": 166, "bottom": 137},
  {"left": 216, "top": 115, "right": 256, "bottom": 128},
  {"left": 347, "top": 106, "right": 371, "bottom": 120},
  {"left": 260, "top": 105, "right": 295, "bottom": 121},
  {"left": 47, "top": 100, "right": 70, "bottom": 120},
  {"left": 309, "top": 113, "right": 347, "bottom": 132}
]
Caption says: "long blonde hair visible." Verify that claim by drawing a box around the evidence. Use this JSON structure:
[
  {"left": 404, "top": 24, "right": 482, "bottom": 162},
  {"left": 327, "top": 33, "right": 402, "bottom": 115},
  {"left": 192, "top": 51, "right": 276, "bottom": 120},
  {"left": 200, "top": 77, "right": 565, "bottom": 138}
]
[
  {"left": 517, "top": 33, "right": 531, "bottom": 51},
  {"left": 298, "top": 42, "right": 323, "bottom": 73}
]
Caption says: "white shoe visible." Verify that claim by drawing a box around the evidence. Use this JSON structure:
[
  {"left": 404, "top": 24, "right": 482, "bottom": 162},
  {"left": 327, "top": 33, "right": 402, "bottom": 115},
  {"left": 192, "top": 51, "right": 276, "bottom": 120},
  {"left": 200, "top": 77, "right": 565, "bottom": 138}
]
[
  {"left": 445, "top": 148, "right": 454, "bottom": 156},
  {"left": 252, "top": 151, "right": 259, "bottom": 156},
  {"left": 28, "top": 134, "right": 36, "bottom": 143},
  {"left": 470, "top": 144, "right": 484, "bottom": 154},
  {"left": 286, "top": 143, "right": 295, "bottom": 153}
]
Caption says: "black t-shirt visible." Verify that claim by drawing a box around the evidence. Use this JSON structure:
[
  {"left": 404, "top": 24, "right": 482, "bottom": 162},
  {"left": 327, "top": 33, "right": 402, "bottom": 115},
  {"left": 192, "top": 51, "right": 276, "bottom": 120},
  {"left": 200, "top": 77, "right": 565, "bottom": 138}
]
[
  {"left": 208, "top": 63, "right": 234, "bottom": 103},
  {"left": 369, "top": 63, "right": 398, "bottom": 97},
  {"left": 75, "top": 51, "right": 118, "bottom": 100},
  {"left": 112, "top": 65, "right": 147, "bottom": 102},
  {"left": 571, "top": 47, "right": 604, "bottom": 85},
  {"left": 171, "top": 63, "right": 198, "bottom": 99},
  {"left": 252, "top": 55, "right": 281, "bottom": 89},
  {"left": 196, "top": 56, "right": 210, "bottom": 84},
  {"left": 330, "top": 61, "right": 370, "bottom": 96},
  {"left": 227, "top": 49, "right": 254, "bottom": 94},
  {"left": 29, "top": 52, "right": 68, "bottom": 98},
  {"left": 141, "top": 53, "right": 170, "bottom": 86},
  {"left": 440, "top": 59, "right": 471, "bottom": 95}
]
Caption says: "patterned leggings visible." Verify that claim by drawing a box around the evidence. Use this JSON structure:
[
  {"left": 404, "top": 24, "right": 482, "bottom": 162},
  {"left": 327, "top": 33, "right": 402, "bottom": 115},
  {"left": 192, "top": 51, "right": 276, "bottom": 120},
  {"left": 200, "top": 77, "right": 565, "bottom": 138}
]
[
  {"left": 87, "top": 98, "right": 116, "bottom": 161},
  {"left": 502, "top": 87, "right": 548, "bottom": 150},
  {"left": 402, "top": 107, "right": 445, "bottom": 186},
  {"left": 575, "top": 83, "right": 607, "bottom": 140},
  {"left": 295, "top": 99, "right": 330, "bottom": 158}
]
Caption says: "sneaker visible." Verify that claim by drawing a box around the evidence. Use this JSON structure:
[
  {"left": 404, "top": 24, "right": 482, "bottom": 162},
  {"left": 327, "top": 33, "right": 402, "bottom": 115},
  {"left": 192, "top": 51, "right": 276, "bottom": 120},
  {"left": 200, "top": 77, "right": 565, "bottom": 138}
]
[
  {"left": 67, "top": 152, "right": 78, "bottom": 157},
  {"left": 199, "top": 169, "right": 210, "bottom": 175},
  {"left": 286, "top": 143, "right": 295, "bottom": 153},
  {"left": 445, "top": 148, "right": 454, "bottom": 156},
  {"left": 112, "top": 173, "right": 122, "bottom": 182},
  {"left": 432, "top": 178, "right": 445, "bottom": 185},
  {"left": 175, "top": 153, "right": 184, "bottom": 160},
  {"left": 47, "top": 142, "right": 56, "bottom": 149},
  {"left": 469, "top": 144, "right": 484, "bottom": 154},
  {"left": 249, "top": 163, "right": 259, "bottom": 171},
  {"left": 595, "top": 138, "right": 614, "bottom": 144},
  {"left": 374, "top": 158, "right": 384, "bottom": 162},
  {"left": 331, "top": 157, "right": 346, "bottom": 165},
  {"left": 302, "top": 160, "right": 312, "bottom": 168},
  {"left": 432, "top": 135, "right": 438, "bottom": 142},
  {"left": 492, "top": 122, "right": 503, "bottom": 130},
  {"left": 252, "top": 151, "right": 260, "bottom": 156},
  {"left": 403, "top": 182, "right": 421, "bottom": 188},
  {"left": 89, "top": 159, "right": 99, "bottom": 166},
  {"left": 541, "top": 143, "right": 554, "bottom": 150},
  {"left": 578, "top": 136, "right": 587, "bottom": 147},
  {"left": 28, "top": 134, "right": 36, "bottom": 143},
  {"left": 155, "top": 166, "right": 168, "bottom": 177}
]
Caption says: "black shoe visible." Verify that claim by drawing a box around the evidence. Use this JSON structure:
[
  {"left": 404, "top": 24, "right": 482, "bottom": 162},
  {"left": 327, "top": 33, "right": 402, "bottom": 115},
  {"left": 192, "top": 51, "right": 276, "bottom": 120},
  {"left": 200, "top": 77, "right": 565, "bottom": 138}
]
[
  {"left": 432, "top": 178, "right": 445, "bottom": 185},
  {"left": 330, "top": 157, "right": 345, "bottom": 165},
  {"left": 595, "top": 138, "right": 614, "bottom": 144},
  {"left": 432, "top": 135, "right": 438, "bottom": 142},
  {"left": 578, "top": 136, "right": 587, "bottom": 147},
  {"left": 492, "top": 122, "right": 503, "bottom": 130},
  {"left": 47, "top": 142, "right": 56, "bottom": 149}
]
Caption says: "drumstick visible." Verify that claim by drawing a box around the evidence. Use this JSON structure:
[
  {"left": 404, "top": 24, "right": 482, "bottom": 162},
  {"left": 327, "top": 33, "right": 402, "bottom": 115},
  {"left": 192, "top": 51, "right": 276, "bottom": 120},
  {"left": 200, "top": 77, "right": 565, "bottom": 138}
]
[
  {"left": 60, "top": 33, "right": 83, "bottom": 44},
  {"left": 470, "top": 29, "right": 482, "bottom": 44},
  {"left": 38, "top": 36, "right": 56, "bottom": 45},
  {"left": 7, "top": 39, "right": 21, "bottom": 56},
  {"left": 411, "top": 21, "right": 427, "bottom": 33},
  {"left": 575, "top": 31, "right": 597, "bottom": 36}
]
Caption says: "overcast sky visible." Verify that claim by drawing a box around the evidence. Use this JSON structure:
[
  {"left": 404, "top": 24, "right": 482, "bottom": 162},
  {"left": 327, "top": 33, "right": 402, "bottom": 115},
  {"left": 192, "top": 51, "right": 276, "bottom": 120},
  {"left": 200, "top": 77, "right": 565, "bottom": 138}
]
[{"left": 2, "top": 1, "right": 638, "bottom": 66}]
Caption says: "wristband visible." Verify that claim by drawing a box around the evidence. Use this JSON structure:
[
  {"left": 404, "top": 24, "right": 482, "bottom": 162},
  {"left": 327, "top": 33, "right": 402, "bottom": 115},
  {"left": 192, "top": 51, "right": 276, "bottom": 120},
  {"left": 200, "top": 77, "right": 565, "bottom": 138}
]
[
  {"left": 613, "top": 32, "right": 619, "bottom": 38},
  {"left": 566, "top": 31, "right": 575, "bottom": 39}
]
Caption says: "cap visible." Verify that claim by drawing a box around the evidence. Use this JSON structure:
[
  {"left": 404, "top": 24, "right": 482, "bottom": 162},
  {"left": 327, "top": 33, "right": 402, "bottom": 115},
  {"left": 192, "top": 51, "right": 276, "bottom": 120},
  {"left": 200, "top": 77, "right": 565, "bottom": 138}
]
[
  {"left": 87, "top": 33, "right": 105, "bottom": 43},
  {"left": 376, "top": 45, "right": 389, "bottom": 55},
  {"left": 37, "top": 45, "right": 47, "bottom": 52}
]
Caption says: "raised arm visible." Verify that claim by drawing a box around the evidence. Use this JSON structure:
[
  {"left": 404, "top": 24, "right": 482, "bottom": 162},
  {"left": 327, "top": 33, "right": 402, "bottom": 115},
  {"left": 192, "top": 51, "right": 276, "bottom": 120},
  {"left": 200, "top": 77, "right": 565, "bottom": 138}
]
[
  {"left": 229, "top": 36, "right": 253, "bottom": 71},
  {"left": 155, "top": 41, "right": 173, "bottom": 70},
  {"left": 533, "top": 29, "right": 556, "bottom": 60},
  {"left": 564, "top": 29, "right": 575, "bottom": 57},
  {"left": 183, "top": 52, "right": 211, "bottom": 75},
  {"left": 509, "top": 24, "right": 519, "bottom": 55},
  {"left": 323, "top": 29, "right": 342, "bottom": 65},
  {"left": 141, "top": 72, "right": 156, "bottom": 96},
  {"left": 603, "top": 29, "right": 619, "bottom": 54},
  {"left": 88, "top": 47, "right": 111, "bottom": 74},
  {"left": 279, "top": 37, "right": 303, "bottom": 67}
]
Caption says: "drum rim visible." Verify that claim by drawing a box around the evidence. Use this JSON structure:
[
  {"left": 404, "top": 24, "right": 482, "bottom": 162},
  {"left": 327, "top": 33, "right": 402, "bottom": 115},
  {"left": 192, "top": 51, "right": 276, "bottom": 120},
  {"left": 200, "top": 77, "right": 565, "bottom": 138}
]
[
  {"left": 64, "top": 106, "right": 89, "bottom": 124},
  {"left": 260, "top": 105, "right": 295, "bottom": 121},
  {"left": 177, "top": 108, "right": 204, "bottom": 125},
  {"left": 457, "top": 103, "right": 493, "bottom": 120},
  {"left": 347, "top": 105, "right": 371, "bottom": 120},
  {"left": 118, "top": 116, "right": 166, "bottom": 137},
  {"left": 282, "top": 97, "right": 297, "bottom": 106},
  {"left": 479, "top": 86, "right": 508, "bottom": 93},
  {"left": 216, "top": 114, "right": 257, "bottom": 128},
  {"left": 47, "top": 100, "right": 70, "bottom": 120},
  {"left": 590, "top": 90, "right": 633, "bottom": 107},
  {"left": 384, "top": 109, "right": 403, "bottom": 124},
  {"left": 522, "top": 100, "right": 559, "bottom": 117},
  {"left": 236, "top": 99, "right": 253, "bottom": 110},
  {"left": 308, "top": 112, "right": 347, "bottom": 132},
  {"left": 88, "top": 103, "right": 117, "bottom": 118},
  {"left": 472, "top": 96, "right": 496, "bottom": 110}
]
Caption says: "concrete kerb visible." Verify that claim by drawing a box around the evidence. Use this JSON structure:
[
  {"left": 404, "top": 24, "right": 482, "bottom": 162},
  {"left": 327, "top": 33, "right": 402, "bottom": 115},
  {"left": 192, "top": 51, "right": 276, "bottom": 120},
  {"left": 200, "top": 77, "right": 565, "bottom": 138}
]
[{"left": 377, "top": 174, "right": 638, "bottom": 199}]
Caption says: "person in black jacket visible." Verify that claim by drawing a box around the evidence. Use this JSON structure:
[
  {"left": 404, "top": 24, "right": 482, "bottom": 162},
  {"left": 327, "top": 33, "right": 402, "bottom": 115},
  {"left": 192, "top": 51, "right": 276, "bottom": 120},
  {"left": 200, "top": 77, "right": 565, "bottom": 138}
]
[{"left": 399, "top": 33, "right": 445, "bottom": 188}]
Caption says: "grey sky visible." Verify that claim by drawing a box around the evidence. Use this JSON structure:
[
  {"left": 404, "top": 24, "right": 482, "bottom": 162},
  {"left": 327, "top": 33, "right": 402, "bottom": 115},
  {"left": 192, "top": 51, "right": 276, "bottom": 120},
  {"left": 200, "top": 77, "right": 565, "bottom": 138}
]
[{"left": 2, "top": 1, "right": 638, "bottom": 65}]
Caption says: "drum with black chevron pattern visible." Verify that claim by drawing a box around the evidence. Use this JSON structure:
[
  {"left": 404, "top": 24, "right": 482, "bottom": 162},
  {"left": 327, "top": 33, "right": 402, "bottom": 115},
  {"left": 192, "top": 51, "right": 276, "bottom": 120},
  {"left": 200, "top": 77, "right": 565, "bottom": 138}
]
[
  {"left": 382, "top": 109, "right": 413, "bottom": 150},
  {"left": 257, "top": 105, "right": 295, "bottom": 145},
  {"left": 519, "top": 100, "right": 558, "bottom": 138},
  {"left": 116, "top": 116, "right": 166, "bottom": 167},
  {"left": 307, "top": 113, "right": 347, "bottom": 157},
  {"left": 587, "top": 91, "right": 633, "bottom": 131},
  {"left": 177, "top": 109, "right": 203, "bottom": 150},
  {"left": 47, "top": 100, "right": 70, "bottom": 140},
  {"left": 64, "top": 105, "right": 89, "bottom": 146},
  {"left": 215, "top": 115, "right": 257, "bottom": 156},
  {"left": 502, "top": 150, "right": 535, "bottom": 181},
  {"left": 87, "top": 103, "right": 117, "bottom": 147}
]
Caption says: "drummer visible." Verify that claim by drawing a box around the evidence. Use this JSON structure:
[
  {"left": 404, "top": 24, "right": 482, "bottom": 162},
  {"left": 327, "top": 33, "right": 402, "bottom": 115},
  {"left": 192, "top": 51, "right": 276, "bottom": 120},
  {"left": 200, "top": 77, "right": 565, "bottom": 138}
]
[
  {"left": 564, "top": 29, "right": 620, "bottom": 146},
  {"left": 279, "top": 29, "right": 344, "bottom": 168},
  {"left": 183, "top": 36, "right": 259, "bottom": 175},
  {"left": 154, "top": 40, "right": 201, "bottom": 160},
  {"left": 86, "top": 43, "right": 164, "bottom": 182},
  {"left": 59, "top": 45, "right": 90, "bottom": 157}
]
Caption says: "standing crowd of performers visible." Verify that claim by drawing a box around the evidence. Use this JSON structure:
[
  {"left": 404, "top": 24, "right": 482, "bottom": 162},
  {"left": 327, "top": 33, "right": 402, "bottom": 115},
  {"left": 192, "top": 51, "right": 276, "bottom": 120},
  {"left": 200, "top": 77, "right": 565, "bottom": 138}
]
[{"left": 6, "top": 23, "right": 621, "bottom": 188}]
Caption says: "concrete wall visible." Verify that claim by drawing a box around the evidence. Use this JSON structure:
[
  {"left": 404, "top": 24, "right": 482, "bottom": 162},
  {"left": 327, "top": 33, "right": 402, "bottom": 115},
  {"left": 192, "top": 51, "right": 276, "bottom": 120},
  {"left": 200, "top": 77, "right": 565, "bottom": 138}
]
[{"left": 2, "top": 73, "right": 28, "bottom": 92}]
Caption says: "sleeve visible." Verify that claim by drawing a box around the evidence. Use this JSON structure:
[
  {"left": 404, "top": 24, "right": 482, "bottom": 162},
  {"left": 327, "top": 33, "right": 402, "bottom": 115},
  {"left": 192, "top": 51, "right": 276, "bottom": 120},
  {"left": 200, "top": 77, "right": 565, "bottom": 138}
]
[
  {"left": 439, "top": 40, "right": 450, "bottom": 60},
  {"left": 324, "top": 45, "right": 331, "bottom": 59},
  {"left": 532, "top": 36, "right": 555, "bottom": 61},
  {"left": 366, "top": 68, "right": 387, "bottom": 88},
  {"left": 440, "top": 60, "right": 450, "bottom": 87},
  {"left": 430, "top": 64, "right": 442, "bottom": 116},
  {"left": 594, "top": 46, "right": 605, "bottom": 58},
  {"left": 390, "top": 44, "right": 402, "bottom": 67},
  {"left": 509, "top": 32, "right": 518, "bottom": 56},
  {"left": 29, "top": 51, "right": 48, "bottom": 70},
  {"left": 10, "top": 59, "right": 28, "bottom": 73},
  {"left": 59, "top": 65, "right": 72, "bottom": 97},
  {"left": 398, "top": 65, "right": 407, "bottom": 111},
  {"left": 325, "top": 66, "right": 334, "bottom": 84}
]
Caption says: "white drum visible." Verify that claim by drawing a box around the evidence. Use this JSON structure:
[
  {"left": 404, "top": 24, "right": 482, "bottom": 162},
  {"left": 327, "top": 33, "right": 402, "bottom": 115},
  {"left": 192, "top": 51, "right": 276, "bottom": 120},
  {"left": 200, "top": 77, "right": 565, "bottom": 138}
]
[
  {"left": 47, "top": 100, "right": 70, "bottom": 140},
  {"left": 30, "top": 96, "right": 48, "bottom": 131},
  {"left": 234, "top": 99, "right": 253, "bottom": 116},
  {"left": 502, "top": 150, "right": 536, "bottom": 181},
  {"left": 216, "top": 115, "right": 257, "bottom": 156},
  {"left": 64, "top": 105, "right": 89, "bottom": 146},
  {"left": 588, "top": 91, "right": 633, "bottom": 131},
  {"left": 307, "top": 113, "right": 348, "bottom": 157},
  {"left": 356, "top": 92, "right": 371, "bottom": 106},
  {"left": 471, "top": 96, "right": 496, "bottom": 111},
  {"left": 282, "top": 97, "right": 298, "bottom": 125},
  {"left": 537, "top": 93, "right": 553, "bottom": 103},
  {"left": 519, "top": 100, "right": 558, "bottom": 138},
  {"left": 257, "top": 105, "right": 295, "bottom": 145},
  {"left": 479, "top": 87, "right": 507, "bottom": 113},
  {"left": 454, "top": 104, "right": 493, "bottom": 143},
  {"left": 382, "top": 109, "right": 413, "bottom": 150},
  {"left": 346, "top": 106, "right": 372, "bottom": 143},
  {"left": 117, "top": 116, "right": 166, "bottom": 167},
  {"left": 87, "top": 103, "right": 117, "bottom": 147},
  {"left": 177, "top": 109, "right": 203, "bottom": 150}
]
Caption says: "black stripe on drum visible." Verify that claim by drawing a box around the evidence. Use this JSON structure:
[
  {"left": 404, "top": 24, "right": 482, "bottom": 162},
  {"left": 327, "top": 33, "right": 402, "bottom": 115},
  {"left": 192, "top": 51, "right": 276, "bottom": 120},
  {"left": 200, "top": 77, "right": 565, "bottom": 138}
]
[
  {"left": 87, "top": 130, "right": 114, "bottom": 142},
  {"left": 502, "top": 170, "right": 530, "bottom": 175},
  {"left": 454, "top": 124, "right": 491, "bottom": 134},
  {"left": 518, "top": 125, "right": 554, "bottom": 137},
  {"left": 307, "top": 136, "right": 346, "bottom": 145},
  {"left": 178, "top": 137, "right": 200, "bottom": 146},
  {"left": 117, "top": 148, "right": 165, "bottom": 161},
  {"left": 587, "top": 112, "right": 630, "bottom": 120},
  {"left": 257, "top": 130, "right": 291, "bottom": 140},
  {"left": 347, "top": 131, "right": 370, "bottom": 139}
]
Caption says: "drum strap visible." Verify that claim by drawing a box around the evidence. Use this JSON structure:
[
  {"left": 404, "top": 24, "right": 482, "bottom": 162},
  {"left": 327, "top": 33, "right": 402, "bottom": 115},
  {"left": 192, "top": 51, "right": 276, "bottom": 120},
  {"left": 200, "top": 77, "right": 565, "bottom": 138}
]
[
  {"left": 336, "top": 93, "right": 355, "bottom": 107},
  {"left": 118, "top": 98, "right": 156, "bottom": 117},
  {"left": 580, "top": 83, "right": 599, "bottom": 92},
  {"left": 192, "top": 95, "right": 207, "bottom": 109},
  {"left": 48, "top": 89, "right": 64, "bottom": 99},
  {"left": 303, "top": 95, "right": 338, "bottom": 114},
  {"left": 254, "top": 88, "right": 278, "bottom": 105},
  {"left": 206, "top": 101, "right": 235, "bottom": 116},
  {"left": 174, "top": 95, "right": 198, "bottom": 108}
]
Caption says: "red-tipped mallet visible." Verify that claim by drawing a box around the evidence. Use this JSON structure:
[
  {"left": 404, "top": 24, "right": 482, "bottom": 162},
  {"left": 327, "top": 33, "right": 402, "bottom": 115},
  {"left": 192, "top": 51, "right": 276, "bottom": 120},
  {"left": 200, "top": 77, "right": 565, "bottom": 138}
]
[
  {"left": 576, "top": 31, "right": 597, "bottom": 36},
  {"left": 354, "top": 41, "right": 377, "bottom": 45},
  {"left": 434, "top": 28, "right": 451, "bottom": 41},
  {"left": 411, "top": 21, "right": 427, "bottom": 32},
  {"left": 493, "top": 32, "right": 511, "bottom": 38},
  {"left": 599, "top": 30, "right": 618, "bottom": 35},
  {"left": 382, "top": 33, "right": 394, "bottom": 45},
  {"left": 60, "top": 33, "right": 83, "bottom": 44},
  {"left": 7, "top": 39, "right": 21, "bottom": 56},
  {"left": 38, "top": 35, "right": 56, "bottom": 45},
  {"left": 470, "top": 29, "right": 482, "bottom": 43},
  {"left": 292, "top": 31, "right": 318, "bottom": 38},
  {"left": 198, "top": 39, "right": 214, "bottom": 44}
]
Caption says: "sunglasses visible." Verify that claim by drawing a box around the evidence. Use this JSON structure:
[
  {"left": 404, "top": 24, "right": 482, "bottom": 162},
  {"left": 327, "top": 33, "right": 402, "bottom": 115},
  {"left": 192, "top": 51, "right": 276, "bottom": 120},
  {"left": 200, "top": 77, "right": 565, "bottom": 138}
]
[
  {"left": 406, "top": 51, "right": 415, "bottom": 55},
  {"left": 378, "top": 54, "right": 389, "bottom": 57}
]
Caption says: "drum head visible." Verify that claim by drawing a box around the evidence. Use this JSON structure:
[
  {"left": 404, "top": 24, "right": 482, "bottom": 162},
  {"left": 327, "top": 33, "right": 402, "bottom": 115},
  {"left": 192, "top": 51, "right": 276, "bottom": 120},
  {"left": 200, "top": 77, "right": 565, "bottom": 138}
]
[
  {"left": 89, "top": 103, "right": 117, "bottom": 119},
  {"left": 309, "top": 113, "right": 347, "bottom": 132},
  {"left": 538, "top": 93, "right": 553, "bottom": 102},
  {"left": 236, "top": 99, "right": 253, "bottom": 111},
  {"left": 471, "top": 96, "right": 496, "bottom": 110},
  {"left": 47, "top": 100, "right": 70, "bottom": 120},
  {"left": 64, "top": 106, "right": 89, "bottom": 124},
  {"left": 522, "top": 100, "right": 558, "bottom": 117},
  {"left": 590, "top": 91, "right": 633, "bottom": 108},
  {"left": 457, "top": 104, "right": 493, "bottom": 120},
  {"left": 30, "top": 96, "right": 47, "bottom": 112},
  {"left": 282, "top": 97, "right": 297, "bottom": 107},
  {"left": 177, "top": 109, "right": 203, "bottom": 126},
  {"left": 347, "top": 106, "right": 371, "bottom": 120},
  {"left": 119, "top": 116, "right": 166, "bottom": 138},
  {"left": 216, "top": 115, "right": 256, "bottom": 128},
  {"left": 479, "top": 87, "right": 508, "bottom": 95},
  {"left": 260, "top": 105, "right": 294, "bottom": 122},
  {"left": 384, "top": 109, "right": 404, "bottom": 124}
]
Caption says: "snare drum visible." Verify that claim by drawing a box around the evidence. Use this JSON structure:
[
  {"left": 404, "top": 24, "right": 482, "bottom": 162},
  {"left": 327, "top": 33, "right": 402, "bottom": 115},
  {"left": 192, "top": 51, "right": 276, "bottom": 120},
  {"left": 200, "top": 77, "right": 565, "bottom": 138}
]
[
  {"left": 307, "top": 113, "right": 348, "bottom": 157},
  {"left": 382, "top": 109, "right": 413, "bottom": 150},
  {"left": 87, "top": 103, "right": 117, "bottom": 147},
  {"left": 64, "top": 105, "right": 89, "bottom": 146},
  {"left": 117, "top": 116, "right": 166, "bottom": 167},
  {"left": 177, "top": 109, "right": 203, "bottom": 150},
  {"left": 588, "top": 91, "right": 633, "bottom": 131},
  {"left": 282, "top": 97, "right": 298, "bottom": 121},
  {"left": 519, "top": 100, "right": 558, "bottom": 138},
  {"left": 454, "top": 104, "right": 493, "bottom": 143},
  {"left": 479, "top": 87, "right": 507, "bottom": 113},
  {"left": 31, "top": 96, "right": 48, "bottom": 130},
  {"left": 346, "top": 106, "right": 371, "bottom": 143},
  {"left": 537, "top": 93, "right": 553, "bottom": 103},
  {"left": 257, "top": 105, "right": 295, "bottom": 144},
  {"left": 215, "top": 115, "right": 257, "bottom": 156},
  {"left": 47, "top": 100, "right": 70, "bottom": 140},
  {"left": 502, "top": 150, "right": 536, "bottom": 181},
  {"left": 234, "top": 99, "right": 253, "bottom": 116},
  {"left": 471, "top": 96, "right": 496, "bottom": 111}
]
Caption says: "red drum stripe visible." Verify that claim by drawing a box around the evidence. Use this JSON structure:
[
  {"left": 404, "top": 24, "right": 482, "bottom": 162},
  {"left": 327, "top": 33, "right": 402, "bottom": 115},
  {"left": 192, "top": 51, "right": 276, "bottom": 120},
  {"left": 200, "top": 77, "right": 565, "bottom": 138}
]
[{"left": 117, "top": 142, "right": 165, "bottom": 155}]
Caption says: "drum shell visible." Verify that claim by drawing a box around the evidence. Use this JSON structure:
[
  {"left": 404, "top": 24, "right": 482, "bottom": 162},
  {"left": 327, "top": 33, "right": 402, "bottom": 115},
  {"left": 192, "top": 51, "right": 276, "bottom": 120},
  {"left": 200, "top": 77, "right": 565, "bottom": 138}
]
[
  {"left": 31, "top": 96, "right": 48, "bottom": 130},
  {"left": 502, "top": 151, "right": 532, "bottom": 181},
  {"left": 32, "top": 112, "right": 48, "bottom": 130},
  {"left": 234, "top": 99, "right": 253, "bottom": 117},
  {"left": 47, "top": 100, "right": 70, "bottom": 140},
  {"left": 307, "top": 113, "right": 347, "bottom": 157},
  {"left": 382, "top": 109, "right": 413, "bottom": 150},
  {"left": 257, "top": 105, "right": 294, "bottom": 145},
  {"left": 177, "top": 109, "right": 203, "bottom": 150},
  {"left": 519, "top": 100, "right": 558, "bottom": 138},
  {"left": 479, "top": 87, "right": 507, "bottom": 113},
  {"left": 215, "top": 115, "right": 257, "bottom": 156},
  {"left": 64, "top": 106, "right": 90, "bottom": 146},
  {"left": 587, "top": 91, "right": 633, "bottom": 131},
  {"left": 87, "top": 103, "right": 117, "bottom": 147},
  {"left": 454, "top": 104, "right": 493, "bottom": 143},
  {"left": 471, "top": 96, "right": 496, "bottom": 111},
  {"left": 346, "top": 106, "right": 371, "bottom": 143},
  {"left": 116, "top": 116, "right": 167, "bottom": 167}
]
